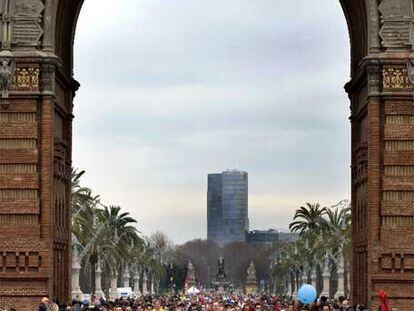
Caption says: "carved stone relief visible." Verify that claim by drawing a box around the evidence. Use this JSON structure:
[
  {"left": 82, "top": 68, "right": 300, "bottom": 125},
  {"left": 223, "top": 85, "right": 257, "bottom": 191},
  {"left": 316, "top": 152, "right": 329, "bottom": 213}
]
[
  {"left": 9, "top": 65, "right": 40, "bottom": 91},
  {"left": 382, "top": 66, "right": 412, "bottom": 89},
  {"left": 0, "top": 59, "right": 14, "bottom": 108},
  {"left": 378, "top": 0, "right": 414, "bottom": 49},
  {"left": 12, "top": 67, "right": 39, "bottom": 89},
  {"left": 54, "top": 142, "right": 69, "bottom": 181},
  {"left": 367, "top": 65, "right": 382, "bottom": 95},
  {"left": 39, "top": 64, "right": 55, "bottom": 93},
  {"left": 11, "top": 0, "right": 44, "bottom": 47},
  {"left": 0, "top": 0, "right": 45, "bottom": 49}
]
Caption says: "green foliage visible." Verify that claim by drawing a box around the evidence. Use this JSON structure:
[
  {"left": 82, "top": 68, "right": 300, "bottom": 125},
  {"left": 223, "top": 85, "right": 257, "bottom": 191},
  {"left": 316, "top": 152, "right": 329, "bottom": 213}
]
[
  {"left": 71, "top": 168, "right": 167, "bottom": 291},
  {"left": 273, "top": 200, "right": 351, "bottom": 293}
]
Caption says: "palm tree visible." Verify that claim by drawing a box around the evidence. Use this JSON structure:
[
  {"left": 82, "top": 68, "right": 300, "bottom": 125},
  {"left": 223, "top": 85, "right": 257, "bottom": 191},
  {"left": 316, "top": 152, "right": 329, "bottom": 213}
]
[
  {"left": 71, "top": 169, "right": 143, "bottom": 293},
  {"left": 97, "top": 205, "right": 141, "bottom": 266},
  {"left": 98, "top": 205, "right": 142, "bottom": 290},
  {"left": 323, "top": 204, "right": 351, "bottom": 256},
  {"left": 289, "top": 203, "right": 327, "bottom": 236},
  {"left": 289, "top": 202, "right": 334, "bottom": 293},
  {"left": 137, "top": 239, "right": 166, "bottom": 293},
  {"left": 323, "top": 201, "right": 351, "bottom": 296},
  {"left": 71, "top": 169, "right": 97, "bottom": 216}
]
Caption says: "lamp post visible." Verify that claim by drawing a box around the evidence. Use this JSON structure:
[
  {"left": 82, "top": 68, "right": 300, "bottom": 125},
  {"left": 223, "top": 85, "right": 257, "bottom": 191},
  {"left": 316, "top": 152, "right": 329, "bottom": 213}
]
[
  {"left": 320, "top": 254, "right": 330, "bottom": 298},
  {"left": 95, "top": 260, "right": 105, "bottom": 299},
  {"left": 133, "top": 266, "right": 142, "bottom": 297},
  {"left": 71, "top": 235, "right": 83, "bottom": 300},
  {"left": 109, "top": 271, "right": 118, "bottom": 300},
  {"left": 142, "top": 269, "right": 148, "bottom": 295}
]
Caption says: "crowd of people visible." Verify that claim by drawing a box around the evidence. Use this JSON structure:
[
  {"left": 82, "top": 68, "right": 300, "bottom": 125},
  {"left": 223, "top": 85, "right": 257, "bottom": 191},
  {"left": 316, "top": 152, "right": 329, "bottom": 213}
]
[{"left": 32, "top": 292, "right": 389, "bottom": 311}]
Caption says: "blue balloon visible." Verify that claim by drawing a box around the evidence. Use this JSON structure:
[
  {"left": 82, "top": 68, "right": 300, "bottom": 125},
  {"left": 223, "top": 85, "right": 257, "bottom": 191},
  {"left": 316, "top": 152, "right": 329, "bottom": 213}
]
[{"left": 298, "top": 284, "right": 317, "bottom": 304}]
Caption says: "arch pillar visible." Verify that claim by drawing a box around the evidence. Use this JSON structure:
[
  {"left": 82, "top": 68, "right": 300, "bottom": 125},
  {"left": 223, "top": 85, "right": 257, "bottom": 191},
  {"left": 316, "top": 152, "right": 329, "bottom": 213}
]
[
  {"left": 341, "top": 0, "right": 414, "bottom": 310},
  {"left": 0, "top": 0, "right": 82, "bottom": 310},
  {"left": 0, "top": 0, "right": 413, "bottom": 310}
]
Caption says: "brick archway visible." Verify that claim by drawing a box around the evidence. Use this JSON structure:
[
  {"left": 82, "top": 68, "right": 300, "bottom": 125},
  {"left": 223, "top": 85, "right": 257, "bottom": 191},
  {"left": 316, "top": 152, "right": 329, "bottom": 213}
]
[{"left": 0, "top": 1, "right": 413, "bottom": 310}]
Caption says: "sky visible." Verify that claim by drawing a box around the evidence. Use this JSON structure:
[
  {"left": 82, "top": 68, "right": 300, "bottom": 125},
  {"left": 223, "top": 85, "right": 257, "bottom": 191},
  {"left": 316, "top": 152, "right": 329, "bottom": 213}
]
[{"left": 73, "top": 0, "right": 351, "bottom": 244}]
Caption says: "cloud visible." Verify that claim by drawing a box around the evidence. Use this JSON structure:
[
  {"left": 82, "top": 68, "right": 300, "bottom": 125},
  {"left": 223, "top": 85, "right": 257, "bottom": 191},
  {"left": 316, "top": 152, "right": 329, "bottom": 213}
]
[{"left": 73, "top": 0, "right": 351, "bottom": 243}]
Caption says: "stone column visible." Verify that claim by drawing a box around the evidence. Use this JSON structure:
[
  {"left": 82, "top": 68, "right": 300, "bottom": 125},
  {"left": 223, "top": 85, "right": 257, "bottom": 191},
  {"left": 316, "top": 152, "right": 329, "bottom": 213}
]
[
  {"left": 335, "top": 256, "right": 345, "bottom": 299},
  {"left": 320, "top": 260, "right": 330, "bottom": 298},
  {"left": 123, "top": 265, "right": 130, "bottom": 288},
  {"left": 71, "top": 246, "right": 82, "bottom": 300},
  {"left": 301, "top": 267, "right": 307, "bottom": 285},
  {"left": 347, "top": 272, "right": 350, "bottom": 297},
  {"left": 94, "top": 261, "right": 104, "bottom": 299},
  {"left": 287, "top": 278, "right": 292, "bottom": 297},
  {"left": 311, "top": 267, "right": 317, "bottom": 288},
  {"left": 109, "top": 272, "right": 118, "bottom": 300},
  {"left": 291, "top": 271, "right": 298, "bottom": 298},
  {"left": 133, "top": 268, "right": 142, "bottom": 297},
  {"left": 142, "top": 270, "right": 148, "bottom": 295},
  {"left": 150, "top": 275, "right": 156, "bottom": 294}
]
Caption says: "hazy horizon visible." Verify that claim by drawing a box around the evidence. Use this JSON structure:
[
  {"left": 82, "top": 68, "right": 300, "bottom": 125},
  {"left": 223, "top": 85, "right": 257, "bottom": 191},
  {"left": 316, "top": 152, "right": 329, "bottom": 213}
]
[{"left": 73, "top": 0, "right": 351, "bottom": 244}]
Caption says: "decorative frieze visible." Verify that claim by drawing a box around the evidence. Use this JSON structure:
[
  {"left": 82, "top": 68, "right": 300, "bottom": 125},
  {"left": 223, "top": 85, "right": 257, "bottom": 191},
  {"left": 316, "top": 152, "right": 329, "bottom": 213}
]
[
  {"left": 0, "top": 139, "right": 36, "bottom": 149},
  {"left": 0, "top": 215, "right": 38, "bottom": 225},
  {"left": 382, "top": 216, "right": 414, "bottom": 227},
  {"left": 386, "top": 115, "right": 414, "bottom": 124},
  {"left": 385, "top": 140, "right": 414, "bottom": 151},
  {"left": 0, "top": 189, "right": 37, "bottom": 200},
  {"left": 383, "top": 190, "right": 414, "bottom": 201},
  {"left": 0, "top": 164, "right": 36, "bottom": 174},
  {"left": 382, "top": 67, "right": 412, "bottom": 89},
  {"left": 385, "top": 165, "right": 414, "bottom": 176},
  {"left": 12, "top": 67, "right": 40, "bottom": 89},
  {"left": 0, "top": 112, "right": 36, "bottom": 123}
]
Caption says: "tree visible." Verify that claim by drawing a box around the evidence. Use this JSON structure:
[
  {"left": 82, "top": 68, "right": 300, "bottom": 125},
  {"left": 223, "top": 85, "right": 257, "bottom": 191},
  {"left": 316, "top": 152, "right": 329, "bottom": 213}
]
[
  {"left": 278, "top": 200, "right": 352, "bottom": 297},
  {"left": 173, "top": 239, "right": 219, "bottom": 288},
  {"left": 71, "top": 168, "right": 143, "bottom": 293},
  {"left": 289, "top": 202, "right": 327, "bottom": 235},
  {"left": 148, "top": 231, "right": 175, "bottom": 265}
]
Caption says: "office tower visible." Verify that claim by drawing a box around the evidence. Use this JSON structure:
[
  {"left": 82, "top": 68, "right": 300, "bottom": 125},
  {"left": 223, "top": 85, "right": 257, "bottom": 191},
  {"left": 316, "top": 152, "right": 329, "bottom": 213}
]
[{"left": 207, "top": 170, "right": 249, "bottom": 245}]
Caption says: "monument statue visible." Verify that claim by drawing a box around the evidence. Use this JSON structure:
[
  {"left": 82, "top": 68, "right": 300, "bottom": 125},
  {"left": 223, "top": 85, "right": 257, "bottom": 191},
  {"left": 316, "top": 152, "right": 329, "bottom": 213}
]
[
  {"left": 245, "top": 261, "right": 258, "bottom": 295},
  {"left": 212, "top": 253, "right": 231, "bottom": 293},
  {"left": 184, "top": 260, "right": 197, "bottom": 290},
  {"left": 0, "top": 58, "right": 14, "bottom": 107}
]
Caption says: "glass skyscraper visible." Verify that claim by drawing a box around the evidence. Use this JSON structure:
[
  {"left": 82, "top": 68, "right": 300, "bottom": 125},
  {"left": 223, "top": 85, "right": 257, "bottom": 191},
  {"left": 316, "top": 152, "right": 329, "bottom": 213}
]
[{"left": 207, "top": 170, "right": 249, "bottom": 245}]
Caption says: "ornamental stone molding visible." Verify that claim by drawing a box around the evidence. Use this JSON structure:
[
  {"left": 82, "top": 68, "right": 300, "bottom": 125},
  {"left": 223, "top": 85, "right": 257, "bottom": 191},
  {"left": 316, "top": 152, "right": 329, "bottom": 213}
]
[
  {"left": 12, "top": 66, "right": 40, "bottom": 89},
  {"left": 382, "top": 66, "right": 412, "bottom": 89}
]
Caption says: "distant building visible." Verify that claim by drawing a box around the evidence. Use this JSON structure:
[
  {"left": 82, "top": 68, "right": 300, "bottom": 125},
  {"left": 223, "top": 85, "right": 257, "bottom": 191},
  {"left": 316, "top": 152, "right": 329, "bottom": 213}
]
[
  {"left": 246, "top": 229, "right": 298, "bottom": 248},
  {"left": 207, "top": 170, "right": 249, "bottom": 245},
  {"left": 278, "top": 231, "right": 299, "bottom": 243}
]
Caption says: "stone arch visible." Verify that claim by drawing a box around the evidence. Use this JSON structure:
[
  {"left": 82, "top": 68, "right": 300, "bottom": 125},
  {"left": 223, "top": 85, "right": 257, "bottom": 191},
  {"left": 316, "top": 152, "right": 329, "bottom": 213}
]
[
  {"left": 0, "top": 1, "right": 413, "bottom": 310},
  {"left": 340, "top": 0, "right": 368, "bottom": 74}
]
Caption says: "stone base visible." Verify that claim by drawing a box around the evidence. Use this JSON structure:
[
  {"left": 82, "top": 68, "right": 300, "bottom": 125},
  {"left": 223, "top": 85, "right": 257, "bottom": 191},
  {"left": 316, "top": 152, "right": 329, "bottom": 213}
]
[
  {"left": 95, "top": 289, "right": 105, "bottom": 299},
  {"left": 109, "top": 289, "right": 118, "bottom": 301},
  {"left": 245, "top": 284, "right": 258, "bottom": 295},
  {"left": 320, "top": 291, "right": 329, "bottom": 299},
  {"left": 335, "top": 291, "right": 345, "bottom": 299},
  {"left": 72, "top": 288, "right": 83, "bottom": 301}
]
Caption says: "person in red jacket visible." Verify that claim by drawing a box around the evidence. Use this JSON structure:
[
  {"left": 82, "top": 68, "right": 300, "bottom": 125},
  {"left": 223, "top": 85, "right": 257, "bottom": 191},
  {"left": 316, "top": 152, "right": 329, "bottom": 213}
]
[{"left": 378, "top": 289, "right": 391, "bottom": 311}]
